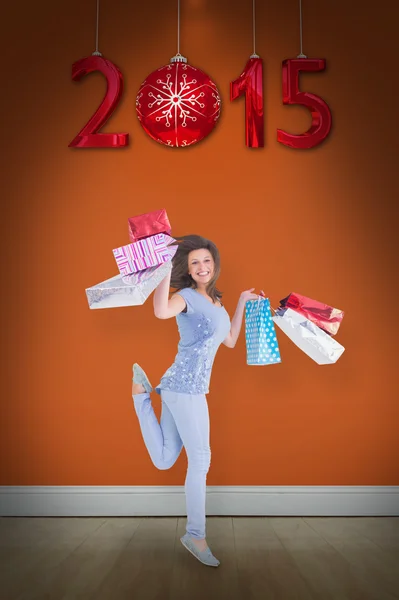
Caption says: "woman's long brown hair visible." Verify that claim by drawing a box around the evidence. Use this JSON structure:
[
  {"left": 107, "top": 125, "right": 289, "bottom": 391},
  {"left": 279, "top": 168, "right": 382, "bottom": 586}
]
[{"left": 170, "top": 234, "right": 223, "bottom": 303}]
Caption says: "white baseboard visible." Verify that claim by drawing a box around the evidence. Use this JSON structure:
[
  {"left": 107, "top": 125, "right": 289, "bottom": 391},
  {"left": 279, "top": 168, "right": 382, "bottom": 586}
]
[{"left": 0, "top": 486, "right": 398, "bottom": 517}]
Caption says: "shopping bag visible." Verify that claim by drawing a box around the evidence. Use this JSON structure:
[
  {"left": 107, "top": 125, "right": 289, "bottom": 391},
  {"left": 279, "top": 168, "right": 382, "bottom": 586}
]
[
  {"left": 86, "top": 260, "right": 172, "bottom": 309},
  {"left": 279, "top": 292, "right": 344, "bottom": 336},
  {"left": 245, "top": 297, "right": 282, "bottom": 365},
  {"left": 272, "top": 307, "right": 345, "bottom": 365},
  {"left": 128, "top": 208, "right": 172, "bottom": 243}
]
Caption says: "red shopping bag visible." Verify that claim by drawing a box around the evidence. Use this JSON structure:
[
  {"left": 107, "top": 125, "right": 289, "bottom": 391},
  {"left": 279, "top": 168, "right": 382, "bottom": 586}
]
[{"left": 279, "top": 292, "right": 344, "bottom": 336}]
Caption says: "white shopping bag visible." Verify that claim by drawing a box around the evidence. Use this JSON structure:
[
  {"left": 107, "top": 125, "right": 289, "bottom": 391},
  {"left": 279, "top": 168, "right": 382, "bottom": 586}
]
[
  {"left": 85, "top": 260, "right": 172, "bottom": 309},
  {"left": 272, "top": 307, "right": 345, "bottom": 365}
]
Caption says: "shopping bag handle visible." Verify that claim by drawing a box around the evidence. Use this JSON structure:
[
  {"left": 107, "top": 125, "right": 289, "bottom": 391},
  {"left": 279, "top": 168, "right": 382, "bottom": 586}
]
[
  {"left": 253, "top": 297, "right": 279, "bottom": 316},
  {"left": 258, "top": 290, "right": 278, "bottom": 315},
  {"left": 250, "top": 295, "right": 263, "bottom": 315},
  {"left": 249, "top": 289, "right": 278, "bottom": 316}
]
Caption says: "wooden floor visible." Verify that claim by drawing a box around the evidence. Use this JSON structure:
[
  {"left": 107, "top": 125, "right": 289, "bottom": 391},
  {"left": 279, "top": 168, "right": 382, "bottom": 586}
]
[{"left": 0, "top": 517, "right": 398, "bottom": 600}]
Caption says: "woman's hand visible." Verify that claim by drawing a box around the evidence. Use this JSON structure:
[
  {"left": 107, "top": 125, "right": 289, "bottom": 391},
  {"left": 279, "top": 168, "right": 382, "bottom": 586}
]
[
  {"left": 239, "top": 288, "right": 262, "bottom": 304},
  {"left": 224, "top": 288, "right": 265, "bottom": 348}
]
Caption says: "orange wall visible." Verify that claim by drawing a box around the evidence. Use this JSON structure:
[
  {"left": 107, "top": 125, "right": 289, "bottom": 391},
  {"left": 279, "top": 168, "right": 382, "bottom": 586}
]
[{"left": 1, "top": 0, "right": 398, "bottom": 486}]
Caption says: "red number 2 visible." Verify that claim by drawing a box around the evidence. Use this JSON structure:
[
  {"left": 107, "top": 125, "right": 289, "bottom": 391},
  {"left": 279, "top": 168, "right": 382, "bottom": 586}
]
[
  {"left": 277, "top": 58, "right": 332, "bottom": 149},
  {"left": 230, "top": 56, "right": 264, "bottom": 148},
  {"left": 69, "top": 56, "right": 129, "bottom": 148}
]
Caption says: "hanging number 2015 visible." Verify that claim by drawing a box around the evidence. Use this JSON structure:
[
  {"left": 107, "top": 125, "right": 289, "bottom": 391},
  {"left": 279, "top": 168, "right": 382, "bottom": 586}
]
[{"left": 69, "top": 55, "right": 332, "bottom": 150}]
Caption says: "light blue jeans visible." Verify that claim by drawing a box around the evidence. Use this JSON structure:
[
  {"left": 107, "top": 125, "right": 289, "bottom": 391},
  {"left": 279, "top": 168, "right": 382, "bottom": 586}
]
[{"left": 132, "top": 389, "right": 211, "bottom": 539}]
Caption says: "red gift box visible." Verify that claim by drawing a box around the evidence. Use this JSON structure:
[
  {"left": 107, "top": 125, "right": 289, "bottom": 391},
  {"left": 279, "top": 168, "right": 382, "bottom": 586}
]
[
  {"left": 279, "top": 292, "right": 344, "bottom": 336},
  {"left": 128, "top": 208, "right": 172, "bottom": 243}
]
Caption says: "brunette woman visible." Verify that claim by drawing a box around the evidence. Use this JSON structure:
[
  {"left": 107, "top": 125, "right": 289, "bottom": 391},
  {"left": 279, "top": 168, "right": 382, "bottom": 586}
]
[{"left": 132, "top": 235, "right": 260, "bottom": 567}]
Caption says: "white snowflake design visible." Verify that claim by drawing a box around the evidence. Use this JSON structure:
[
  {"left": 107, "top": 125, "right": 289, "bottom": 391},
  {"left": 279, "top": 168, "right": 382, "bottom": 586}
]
[
  {"left": 136, "top": 92, "right": 143, "bottom": 110},
  {"left": 141, "top": 64, "right": 220, "bottom": 130}
]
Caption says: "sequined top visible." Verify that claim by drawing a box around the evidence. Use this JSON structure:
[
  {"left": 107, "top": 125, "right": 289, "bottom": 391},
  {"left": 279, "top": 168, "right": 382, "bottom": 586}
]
[{"left": 155, "top": 287, "right": 231, "bottom": 395}]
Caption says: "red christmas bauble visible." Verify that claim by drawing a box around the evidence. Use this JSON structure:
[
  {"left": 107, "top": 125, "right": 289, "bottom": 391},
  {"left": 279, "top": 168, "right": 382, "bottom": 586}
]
[{"left": 136, "top": 55, "right": 221, "bottom": 147}]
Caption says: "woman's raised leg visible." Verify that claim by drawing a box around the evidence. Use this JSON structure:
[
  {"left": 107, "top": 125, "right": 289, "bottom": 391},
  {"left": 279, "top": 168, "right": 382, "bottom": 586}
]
[{"left": 132, "top": 386, "right": 183, "bottom": 470}]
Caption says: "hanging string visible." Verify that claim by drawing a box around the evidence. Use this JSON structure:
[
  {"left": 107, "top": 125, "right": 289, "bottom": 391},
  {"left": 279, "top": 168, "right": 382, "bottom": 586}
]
[
  {"left": 171, "top": 0, "right": 187, "bottom": 62},
  {"left": 250, "top": 0, "right": 259, "bottom": 58},
  {"left": 177, "top": 0, "right": 181, "bottom": 55},
  {"left": 298, "top": 0, "right": 307, "bottom": 58},
  {"left": 93, "top": 0, "right": 102, "bottom": 56}
]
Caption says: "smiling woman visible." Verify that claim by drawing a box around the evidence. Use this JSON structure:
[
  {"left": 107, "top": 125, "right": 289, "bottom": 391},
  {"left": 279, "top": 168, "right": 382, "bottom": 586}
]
[
  {"left": 131, "top": 234, "right": 260, "bottom": 567},
  {"left": 169, "top": 234, "right": 222, "bottom": 305}
]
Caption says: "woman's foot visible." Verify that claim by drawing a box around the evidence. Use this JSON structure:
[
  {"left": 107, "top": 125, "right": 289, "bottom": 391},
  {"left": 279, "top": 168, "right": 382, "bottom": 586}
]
[
  {"left": 190, "top": 537, "right": 208, "bottom": 552},
  {"left": 180, "top": 534, "right": 220, "bottom": 567},
  {"left": 132, "top": 381, "right": 146, "bottom": 395},
  {"left": 132, "top": 363, "right": 153, "bottom": 394}
]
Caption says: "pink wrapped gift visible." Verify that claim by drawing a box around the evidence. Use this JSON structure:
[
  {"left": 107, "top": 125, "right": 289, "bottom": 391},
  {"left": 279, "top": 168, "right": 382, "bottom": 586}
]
[{"left": 113, "top": 233, "right": 178, "bottom": 277}]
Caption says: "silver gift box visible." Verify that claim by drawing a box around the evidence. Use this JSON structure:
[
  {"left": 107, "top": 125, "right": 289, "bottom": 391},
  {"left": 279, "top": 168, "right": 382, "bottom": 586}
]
[{"left": 86, "top": 260, "right": 172, "bottom": 309}]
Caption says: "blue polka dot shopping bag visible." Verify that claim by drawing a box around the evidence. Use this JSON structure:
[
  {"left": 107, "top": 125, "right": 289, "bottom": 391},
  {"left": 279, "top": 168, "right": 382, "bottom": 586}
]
[{"left": 245, "top": 297, "right": 282, "bottom": 365}]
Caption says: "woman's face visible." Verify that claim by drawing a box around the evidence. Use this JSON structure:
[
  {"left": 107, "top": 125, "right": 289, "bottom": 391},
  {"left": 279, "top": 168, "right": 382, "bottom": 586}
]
[{"left": 188, "top": 248, "right": 215, "bottom": 286}]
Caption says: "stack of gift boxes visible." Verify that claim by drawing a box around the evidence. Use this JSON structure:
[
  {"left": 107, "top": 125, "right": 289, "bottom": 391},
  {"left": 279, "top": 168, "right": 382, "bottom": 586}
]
[{"left": 86, "top": 209, "right": 177, "bottom": 309}]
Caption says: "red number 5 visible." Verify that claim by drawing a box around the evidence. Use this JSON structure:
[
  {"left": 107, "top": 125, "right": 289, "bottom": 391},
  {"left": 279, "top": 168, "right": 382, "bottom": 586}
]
[{"left": 277, "top": 58, "right": 332, "bottom": 150}]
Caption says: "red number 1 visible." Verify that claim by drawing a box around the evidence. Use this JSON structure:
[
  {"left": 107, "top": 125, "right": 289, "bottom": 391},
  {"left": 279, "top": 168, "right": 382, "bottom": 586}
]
[
  {"left": 277, "top": 58, "right": 332, "bottom": 149},
  {"left": 69, "top": 55, "right": 129, "bottom": 148},
  {"left": 230, "top": 56, "right": 264, "bottom": 148}
]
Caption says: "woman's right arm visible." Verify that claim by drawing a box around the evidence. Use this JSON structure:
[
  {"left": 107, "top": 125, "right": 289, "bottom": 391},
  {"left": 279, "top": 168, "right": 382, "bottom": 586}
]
[{"left": 153, "top": 268, "right": 186, "bottom": 319}]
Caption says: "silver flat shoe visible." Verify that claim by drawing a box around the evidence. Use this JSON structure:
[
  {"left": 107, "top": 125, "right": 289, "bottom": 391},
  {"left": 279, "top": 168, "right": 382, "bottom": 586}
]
[
  {"left": 180, "top": 533, "right": 220, "bottom": 567},
  {"left": 132, "top": 363, "right": 153, "bottom": 394}
]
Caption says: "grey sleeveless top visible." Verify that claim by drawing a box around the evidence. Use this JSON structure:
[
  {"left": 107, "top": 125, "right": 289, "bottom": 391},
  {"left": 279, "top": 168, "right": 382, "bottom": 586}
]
[{"left": 155, "top": 287, "right": 231, "bottom": 395}]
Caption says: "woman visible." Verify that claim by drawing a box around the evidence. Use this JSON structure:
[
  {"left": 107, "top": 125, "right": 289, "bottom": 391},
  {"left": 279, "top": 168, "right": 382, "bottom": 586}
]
[{"left": 132, "top": 235, "right": 260, "bottom": 567}]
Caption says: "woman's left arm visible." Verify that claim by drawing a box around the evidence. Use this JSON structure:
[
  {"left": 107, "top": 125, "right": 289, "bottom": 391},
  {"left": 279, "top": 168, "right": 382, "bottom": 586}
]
[{"left": 223, "top": 288, "right": 261, "bottom": 348}]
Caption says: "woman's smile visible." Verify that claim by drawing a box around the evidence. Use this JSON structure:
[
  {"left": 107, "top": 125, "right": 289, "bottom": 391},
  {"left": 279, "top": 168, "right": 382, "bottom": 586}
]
[{"left": 188, "top": 248, "right": 215, "bottom": 287}]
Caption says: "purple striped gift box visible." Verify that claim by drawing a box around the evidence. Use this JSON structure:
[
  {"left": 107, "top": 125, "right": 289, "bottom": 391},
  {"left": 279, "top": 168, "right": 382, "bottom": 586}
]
[{"left": 112, "top": 233, "right": 178, "bottom": 276}]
